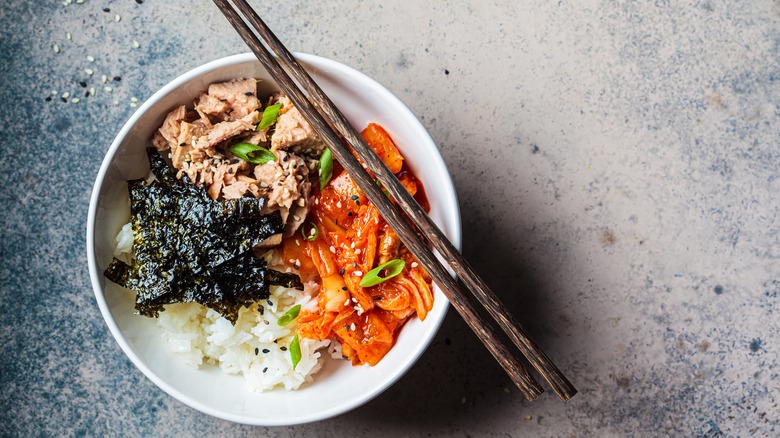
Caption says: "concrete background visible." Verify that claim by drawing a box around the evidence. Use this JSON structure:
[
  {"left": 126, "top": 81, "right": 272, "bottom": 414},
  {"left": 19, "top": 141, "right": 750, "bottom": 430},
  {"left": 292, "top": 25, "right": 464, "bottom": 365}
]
[{"left": 1, "top": 0, "right": 778, "bottom": 436}]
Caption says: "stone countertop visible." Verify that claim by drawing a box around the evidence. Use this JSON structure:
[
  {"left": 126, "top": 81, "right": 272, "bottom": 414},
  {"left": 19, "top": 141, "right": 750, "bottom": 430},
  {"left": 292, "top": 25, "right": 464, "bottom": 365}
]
[{"left": 1, "top": 0, "right": 778, "bottom": 436}]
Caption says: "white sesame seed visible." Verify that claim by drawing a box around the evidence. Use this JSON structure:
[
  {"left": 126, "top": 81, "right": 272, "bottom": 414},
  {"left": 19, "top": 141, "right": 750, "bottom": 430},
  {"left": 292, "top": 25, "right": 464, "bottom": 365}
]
[
  {"left": 71, "top": 98, "right": 80, "bottom": 103},
  {"left": 350, "top": 323, "right": 356, "bottom": 331},
  {"left": 503, "top": 387, "right": 511, "bottom": 394},
  {"left": 101, "top": 74, "right": 107, "bottom": 83},
  {"left": 115, "top": 14, "right": 121, "bottom": 23},
  {"left": 130, "top": 96, "right": 138, "bottom": 103},
  {"left": 61, "top": 92, "right": 70, "bottom": 99},
  {"left": 132, "top": 39, "right": 140, "bottom": 48},
  {"left": 329, "top": 246, "right": 336, "bottom": 253},
  {"left": 130, "top": 102, "right": 138, "bottom": 108},
  {"left": 353, "top": 270, "right": 363, "bottom": 277},
  {"left": 411, "top": 262, "right": 418, "bottom": 268},
  {"left": 351, "top": 298, "right": 357, "bottom": 303},
  {"left": 336, "top": 201, "right": 342, "bottom": 208},
  {"left": 113, "top": 99, "right": 119, "bottom": 106},
  {"left": 66, "top": 32, "right": 72, "bottom": 40},
  {"left": 86, "top": 55, "right": 95, "bottom": 62},
  {"left": 76, "top": 0, "right": 84, "bottom": 3},
  {"left": 89, "top": 87, "right": 96, "bottom": 96},
  {"left": 343, "top": 299, "right": 350, "bottom": 307},
  {"left": 53, "top": 44, "right": 60, "bottom": 53},
  {"left": 355, "top": 248, "right": 362, "bottom": 254},
  {"left": 104, "top": 86, "right": 113, "bottom": 92},
  {"left": 84, "top": 68, "right": 94, "bottom": 75},
  {"left": 61, "top": 0, "right": 69, "bottom": 6},
  {"left": 51, "top": 90, "right": 58, "bottom": 95}
]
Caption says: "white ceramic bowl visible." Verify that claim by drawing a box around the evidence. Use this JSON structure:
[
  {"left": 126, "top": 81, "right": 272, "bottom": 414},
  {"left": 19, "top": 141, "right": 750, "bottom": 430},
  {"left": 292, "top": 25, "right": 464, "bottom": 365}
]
[{"left": 86, "top": 53, "right": 461, "bottom": 426}]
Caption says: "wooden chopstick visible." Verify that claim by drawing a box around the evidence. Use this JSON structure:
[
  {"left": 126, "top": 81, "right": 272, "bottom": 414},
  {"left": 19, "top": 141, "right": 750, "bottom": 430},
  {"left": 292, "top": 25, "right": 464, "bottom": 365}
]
[{"left": 214, "top": 0, "right": 576, "bottom": 401}]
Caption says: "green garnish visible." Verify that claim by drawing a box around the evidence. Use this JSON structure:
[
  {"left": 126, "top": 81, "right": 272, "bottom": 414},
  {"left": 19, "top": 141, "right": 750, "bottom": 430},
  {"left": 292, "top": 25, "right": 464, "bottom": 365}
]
[
  {"left": 277, "top": 304, "right": 301, "bottom": 327},
  {"left": 301, "top": 221, "right": 319, "bottom": 241},
  {"left": 319, "top": 148, "right": 333, "bottom": 188},
  {"left": 290, "top": 334, "right": 302, "bottom": 369},
  {"left": 229, "top": 142, "right": 276, "bottom": 165},
  {"left": 359, "top": 259, "right": 406, "bottom": 287},
  {"left": 256, "top": 103, "right": 282, "bottom": 130}
]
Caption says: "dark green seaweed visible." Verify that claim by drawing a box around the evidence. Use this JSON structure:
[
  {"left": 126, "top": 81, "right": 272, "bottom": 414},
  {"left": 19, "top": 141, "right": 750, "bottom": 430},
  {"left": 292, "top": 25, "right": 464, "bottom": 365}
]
[{"left": 103, "top": 148, "right": 302, "bottom": 323}]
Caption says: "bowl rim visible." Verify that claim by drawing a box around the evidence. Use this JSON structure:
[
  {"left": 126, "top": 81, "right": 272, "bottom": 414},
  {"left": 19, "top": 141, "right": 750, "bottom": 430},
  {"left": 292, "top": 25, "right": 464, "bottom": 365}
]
[{"left": 86, "top": 52, "right": 462, "bottom": 426}]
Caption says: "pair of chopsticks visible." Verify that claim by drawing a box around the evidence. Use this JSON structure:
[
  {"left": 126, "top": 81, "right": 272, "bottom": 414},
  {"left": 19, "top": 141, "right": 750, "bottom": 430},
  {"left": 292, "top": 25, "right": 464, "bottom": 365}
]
[{"left": 213, "top": 0, "right": 576, "bottom": 402}]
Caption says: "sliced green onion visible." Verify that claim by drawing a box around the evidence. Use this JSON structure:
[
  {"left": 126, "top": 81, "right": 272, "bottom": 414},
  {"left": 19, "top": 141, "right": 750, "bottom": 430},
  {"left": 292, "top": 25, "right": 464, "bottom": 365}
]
[
  {"left": 256, "top": 103, "right": 282, "bottom": 130},
  {"left": 290, "top": 334, "right": 302, "bottom": 369},
  {"left": 359, "top": 259, "right": 406, "bottom": 287},
  {"left": 301, "top": 221, "right": 319, "bottom": 241},
  {"left": 277, "top": 304, "right": 301, "bottom": 326},
  {"left": 319, "top": 148, "right": 333, "bottom": 188},
  {"left": 229, "top": 142, "right": 276, "bottom": 165}
]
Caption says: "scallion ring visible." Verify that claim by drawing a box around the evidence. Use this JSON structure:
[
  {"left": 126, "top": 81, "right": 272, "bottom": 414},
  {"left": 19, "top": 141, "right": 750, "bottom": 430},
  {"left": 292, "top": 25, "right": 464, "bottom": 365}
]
[
  {"left": 229, "top": 142, "right": 276, "bottom": 165},
  {"left": 256, "top": 103, "right": 282, "bottom": 130},
  {"left": 301, "top": 222, "right": 319, "bottom": 241},
  {"left": 277, "top": 304, "right": 301, "bottom": 327},
  {"left": 359, "top": 259, "right": 406, "bottom": 287},
  {"left": 319, "top": 148, "right": 333, "bottom": 188},
  {"left": 290, "top": 334, "right": 302, "bottom": 369}
]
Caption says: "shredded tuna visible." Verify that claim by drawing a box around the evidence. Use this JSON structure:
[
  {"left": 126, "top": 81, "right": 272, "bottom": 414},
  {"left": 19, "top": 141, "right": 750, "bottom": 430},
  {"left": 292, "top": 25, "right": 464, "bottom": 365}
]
[{"left": 151, "top": 78, "right": 314, "bottom": 236}]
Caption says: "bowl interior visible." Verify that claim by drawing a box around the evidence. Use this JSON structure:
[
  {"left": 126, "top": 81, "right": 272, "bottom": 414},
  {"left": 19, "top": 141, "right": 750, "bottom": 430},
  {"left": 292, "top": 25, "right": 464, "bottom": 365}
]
[{"left": 87, "top": 53, "right": 461, "bottom": 426}]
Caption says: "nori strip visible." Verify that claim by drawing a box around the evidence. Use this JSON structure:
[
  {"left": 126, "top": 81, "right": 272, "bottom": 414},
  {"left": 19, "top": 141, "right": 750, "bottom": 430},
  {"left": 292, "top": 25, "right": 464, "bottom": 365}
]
[{"left": 103, "top": 148, "right": 302, "bottom": 323}]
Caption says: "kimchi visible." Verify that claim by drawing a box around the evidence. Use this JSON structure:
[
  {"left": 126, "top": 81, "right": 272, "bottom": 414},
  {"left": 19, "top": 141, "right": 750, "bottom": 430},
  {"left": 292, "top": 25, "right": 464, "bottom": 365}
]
[{"left": 280, "top": 123, "right": 433, "bottom": 366}]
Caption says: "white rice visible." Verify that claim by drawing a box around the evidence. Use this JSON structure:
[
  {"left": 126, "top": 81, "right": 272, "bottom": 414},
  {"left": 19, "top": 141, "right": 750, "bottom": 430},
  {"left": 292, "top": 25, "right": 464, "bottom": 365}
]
[{"left": 114, "top": 223, "right": 330, "bottom": 392}]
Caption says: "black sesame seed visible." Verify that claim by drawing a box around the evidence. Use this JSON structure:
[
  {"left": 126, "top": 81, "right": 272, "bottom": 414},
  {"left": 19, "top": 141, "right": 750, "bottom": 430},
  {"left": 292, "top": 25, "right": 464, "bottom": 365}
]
[
  {"left": 227, "top": 168, "right": 233, "bottom": 174},
  {"left": 445, "top": 338, "right": 451, "bottom": 346},
  {"left": 355, "top": 200, "right": 360, "bottom": 206},
  {"left": 341, "top": 286, "right": 348, "bottom": 291},
  {"left": 258, "top": 306, "right": 265, "bottom": 315},
  {"left": 351, "top": 195, "right": 359, "bottom": 200},
  {"left": 273, "top": 339, "right": 278, "bottom": 343},
  {"left": 231, "top": 158, "right": 239, "bottom": 164},
  {"left": 135, "top": 0, "right": 144, "bottom": 4},
  {"left": 244, "top": 91, "right": 253, "bottom": 96},
  {"left": 293, "top": 264, "right": 300, "bottom": 270},
  {"left": 339, "top": 268, "right": 345, "bottom": 275},
  {"left": 262, "top": 348, "right": 270, "bottom": 354},
  {"left": 84, "top": 91, "right": 90, "bottom": 98},
  {"left": 179, "top": 142, "right": 186, "bottom": 146},
  {"left": 280, "top": 346, "right": 287, "bottom": 351},
  {"left": 61, "top": 97, "right": 67, "bottom": 103},
  {"left": 79, "top": 81, "right": 87, "bottom": 88},
  {"left": 347, "top": 212, "right": 353, "bottom": 216},
  {"left": 342, "top": 355, "right": 348, "bottom": 360},
  {"left": 254, "top": 347, "right": 259, "bottom": 355},
  {"left": 373, "top": 296, "right": 382, "bottom": 301},
  {"left": 45, "top": 96, "right": 52, "bottom": 102},
  {"left": 113, "top": 76, "right": 121, "bottom": 81},
  {"left": 267, "top": 299, "right": 273, "bottom": 306},
  {"left": 102, "top": 7, "right": 110, "bottom": 12},
  {"left": 345, "top": 324, "right": 350, "bottom": 331},
  {"left": 262, "top": 367, "right": 268, "bottom": 373}
]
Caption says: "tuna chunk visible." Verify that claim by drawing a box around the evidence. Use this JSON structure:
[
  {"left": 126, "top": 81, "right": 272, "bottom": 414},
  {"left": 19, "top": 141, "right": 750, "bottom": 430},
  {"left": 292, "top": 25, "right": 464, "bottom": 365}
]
[
  {"left": 205, "top": 111, "right": 261, "bottom": 148},
  {"left": 157, "top": 105, "right": 187, "bottom": 150},
  {"left": 195, "top": 92, "right": 230, "bottom": 120},
  {"left": 270, "top": 95, "right": 326, "bottom": 156},
  {"left": 207, "top": 78, "right": 260, "bottom": 119}
]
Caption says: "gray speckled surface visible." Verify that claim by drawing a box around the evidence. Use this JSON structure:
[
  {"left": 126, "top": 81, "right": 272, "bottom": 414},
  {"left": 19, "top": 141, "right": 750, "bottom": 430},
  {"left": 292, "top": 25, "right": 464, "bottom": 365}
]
[{"left": 1, "top": 0, "right": 778, "bottom": 436}]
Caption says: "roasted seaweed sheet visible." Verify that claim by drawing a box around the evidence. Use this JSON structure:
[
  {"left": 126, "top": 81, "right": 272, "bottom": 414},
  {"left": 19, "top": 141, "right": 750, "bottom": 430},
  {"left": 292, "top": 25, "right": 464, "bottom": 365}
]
[{"left": 104, "top": 148, "right": 303, "bottom": 323}]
